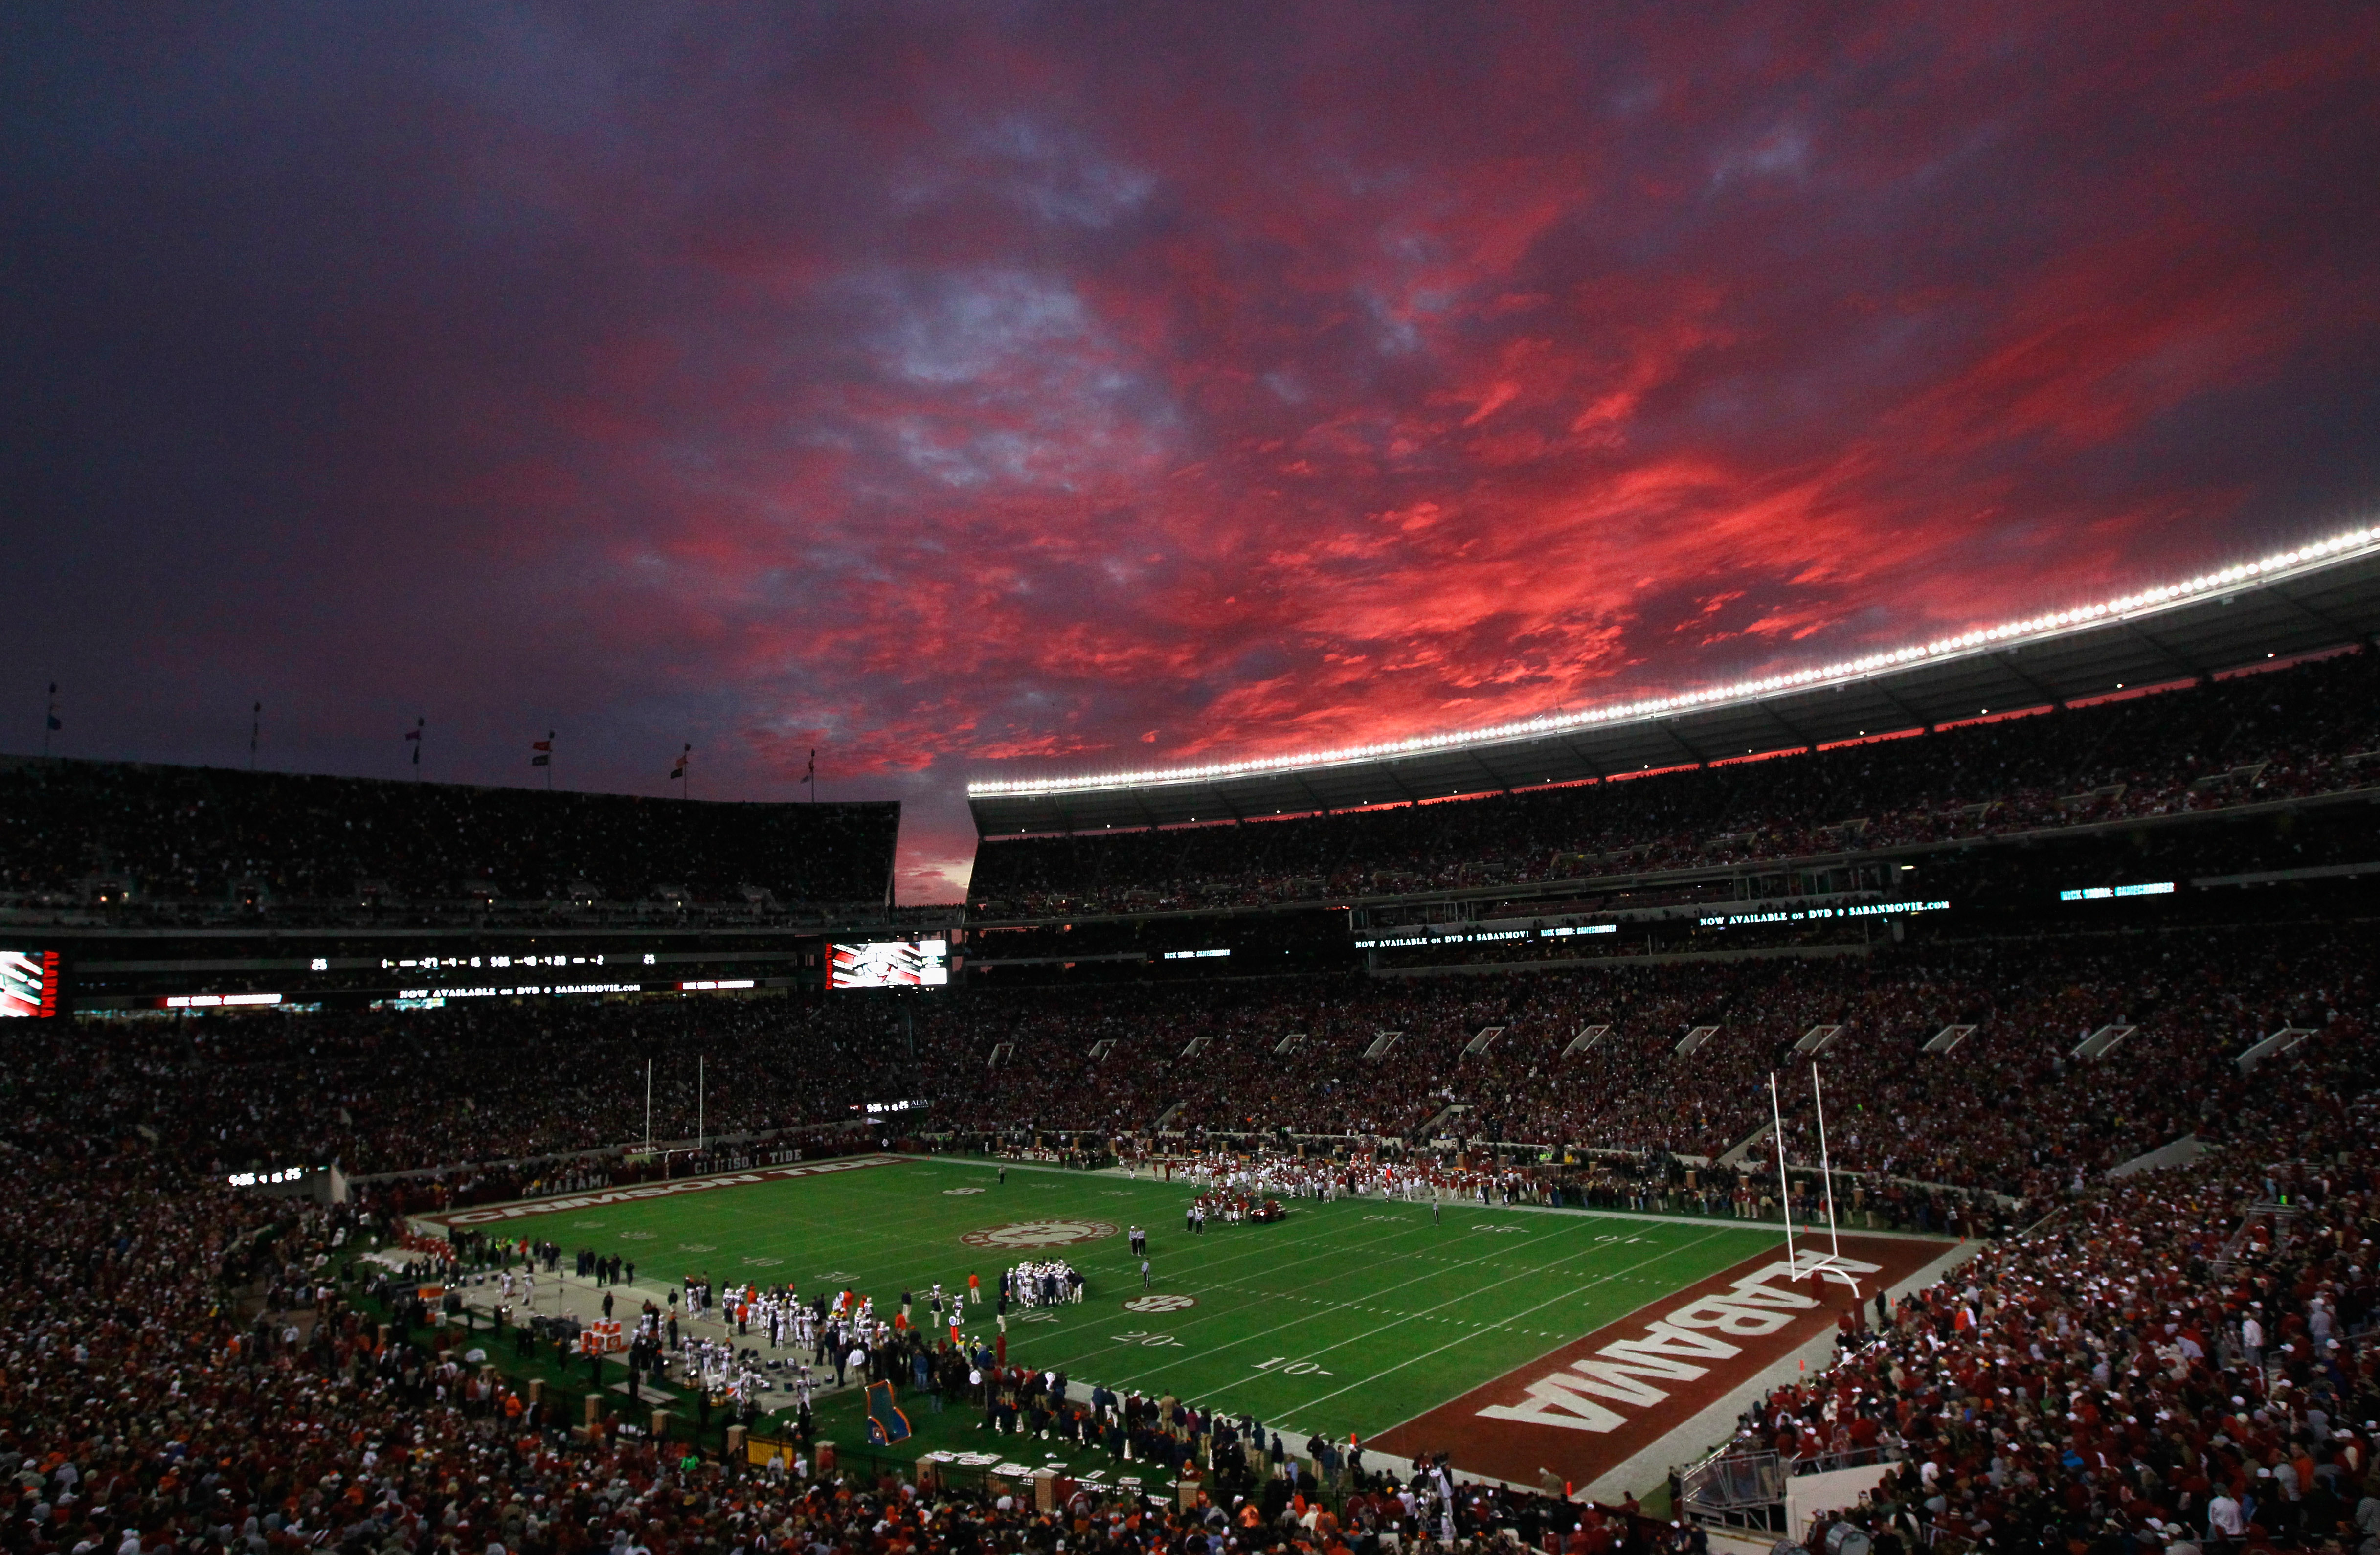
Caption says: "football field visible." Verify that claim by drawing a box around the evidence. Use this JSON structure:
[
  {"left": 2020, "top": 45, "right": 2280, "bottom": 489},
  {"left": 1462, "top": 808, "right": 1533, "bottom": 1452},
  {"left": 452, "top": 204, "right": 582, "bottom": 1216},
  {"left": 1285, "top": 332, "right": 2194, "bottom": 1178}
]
[{"left": 438, "top": 1154, "right": 1949, "bottom": 1487}]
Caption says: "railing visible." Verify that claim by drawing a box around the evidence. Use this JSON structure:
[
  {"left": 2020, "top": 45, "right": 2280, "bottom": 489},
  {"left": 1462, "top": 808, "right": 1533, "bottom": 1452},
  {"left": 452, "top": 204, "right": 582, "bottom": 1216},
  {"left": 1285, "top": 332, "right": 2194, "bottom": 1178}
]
[
  {"left": 1789, "top": 1446, "right": 1887, "bottom": 1477},
  {"left": 2207, "top": 1195, "right": 2299, "bottom": 1278},
  {"left": 1679, "top": 1442, "right": 1897, "bottom": 1537},
  {"left": 1677, "top": 1447, "right": 1788, "bottom": 1533}
]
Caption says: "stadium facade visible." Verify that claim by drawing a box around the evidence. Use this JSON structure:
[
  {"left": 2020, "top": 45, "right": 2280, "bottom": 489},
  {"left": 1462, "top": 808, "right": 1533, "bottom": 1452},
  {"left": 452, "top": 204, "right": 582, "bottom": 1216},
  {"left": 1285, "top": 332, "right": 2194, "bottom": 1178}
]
[{"left": 969, "top": 526, "right": 2380, "bottom": 834}]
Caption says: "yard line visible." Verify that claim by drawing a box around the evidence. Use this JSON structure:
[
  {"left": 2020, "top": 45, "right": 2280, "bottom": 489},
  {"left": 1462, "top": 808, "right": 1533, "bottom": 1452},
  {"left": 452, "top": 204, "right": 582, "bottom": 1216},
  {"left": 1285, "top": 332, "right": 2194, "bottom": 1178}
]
[
  {"left": 1041, "top": 1224, "right": 1550, "bottom": 1374},
  {"left": 1058, "top": 1215, "right": 1752, "bottom": 1380},
  {"left": 1278, "top": 1225, "right": 1742, "bottom": 1417},
  {"left": 1088, "top": 1223, "right": 1733, "bottom": 1394},
  {"left": 562, "top": 1164, "right": 1762, "bottom": 1432},
  {"left": 1218, "top": 1226, "right": 1738, "bottom": 1412},
  {"left": 1040, "top": 1215, "right": 1540, "bottom": 1372},
  {"left": 1048, "top": 1205, "right": 1588, "bottom": 1349}
]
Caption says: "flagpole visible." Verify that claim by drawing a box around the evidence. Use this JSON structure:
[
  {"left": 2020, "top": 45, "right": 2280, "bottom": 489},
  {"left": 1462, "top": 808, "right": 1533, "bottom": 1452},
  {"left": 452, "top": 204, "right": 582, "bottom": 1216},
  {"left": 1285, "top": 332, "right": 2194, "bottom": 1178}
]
[
  {"left": 43, "top": 684, "right": 58, "bottom": 758},
  {"left": 249, "top": 702, "right": 261, "bottom": 770}
]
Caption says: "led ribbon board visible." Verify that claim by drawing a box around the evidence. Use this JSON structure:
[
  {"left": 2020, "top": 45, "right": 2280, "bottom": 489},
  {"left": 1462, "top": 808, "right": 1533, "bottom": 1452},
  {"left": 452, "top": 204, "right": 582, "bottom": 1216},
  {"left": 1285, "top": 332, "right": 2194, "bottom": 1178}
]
[{"left": 971, "top": 526, "right": 2380, "bottom": 800}]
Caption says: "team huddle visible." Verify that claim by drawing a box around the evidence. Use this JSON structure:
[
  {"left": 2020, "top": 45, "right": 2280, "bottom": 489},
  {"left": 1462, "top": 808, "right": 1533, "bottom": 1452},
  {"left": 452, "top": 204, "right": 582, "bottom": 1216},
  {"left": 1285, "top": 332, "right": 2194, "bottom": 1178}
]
[{"left": 1002, "top": 1259, "right": 1084, "bottom": 1307}]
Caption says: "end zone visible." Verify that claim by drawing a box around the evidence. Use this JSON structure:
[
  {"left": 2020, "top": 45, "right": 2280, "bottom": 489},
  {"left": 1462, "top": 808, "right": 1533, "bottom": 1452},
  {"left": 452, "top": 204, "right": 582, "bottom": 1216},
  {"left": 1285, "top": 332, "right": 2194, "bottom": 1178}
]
[{"left": 1371, "top": 1234, "right": 1951, "bottom": 1487}]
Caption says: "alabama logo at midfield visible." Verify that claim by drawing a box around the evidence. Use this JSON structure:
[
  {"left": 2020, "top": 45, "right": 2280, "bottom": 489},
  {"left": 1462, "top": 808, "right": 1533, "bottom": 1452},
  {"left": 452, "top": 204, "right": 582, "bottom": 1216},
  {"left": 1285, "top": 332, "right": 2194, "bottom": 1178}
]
[{"left": 960, "top": 1219, "right": 1120, "bottom": 1249}]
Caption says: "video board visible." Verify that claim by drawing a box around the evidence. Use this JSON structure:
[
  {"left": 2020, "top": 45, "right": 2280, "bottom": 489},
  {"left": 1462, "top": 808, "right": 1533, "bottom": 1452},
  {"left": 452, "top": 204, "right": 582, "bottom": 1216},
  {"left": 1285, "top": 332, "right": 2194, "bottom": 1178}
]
[
  {"left": 0, "top": 949, "right": 60, "bottom": 1018},
  {"left": 828, "top": 939, "right": 949, "bottom": 989}
]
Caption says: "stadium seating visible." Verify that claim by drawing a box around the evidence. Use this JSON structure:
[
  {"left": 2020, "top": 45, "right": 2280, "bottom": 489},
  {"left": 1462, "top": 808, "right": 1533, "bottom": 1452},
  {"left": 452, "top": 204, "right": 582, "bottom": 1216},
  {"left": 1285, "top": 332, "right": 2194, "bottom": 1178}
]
[
  {"left": 1725, "top": 1032, "right": 2380, "bottom": 1554},
  {"left": 22, "top": 920, "right": 2366, "bottom": 1215},
  {"left": 0, "top": 1146, "right": 1530, "bottom": 1555},
  {"left": 968, "top": 649, "right": 2380, "bottom": 916},
  {"left": 0, "top": 757, "right": 898, "bottom": 911},
  {"left": 6, "top": 699, "right": 2375, "bottom": 1555},
  {"left": 1, "top": 960, "right": 2367, "bottom": 1555}
]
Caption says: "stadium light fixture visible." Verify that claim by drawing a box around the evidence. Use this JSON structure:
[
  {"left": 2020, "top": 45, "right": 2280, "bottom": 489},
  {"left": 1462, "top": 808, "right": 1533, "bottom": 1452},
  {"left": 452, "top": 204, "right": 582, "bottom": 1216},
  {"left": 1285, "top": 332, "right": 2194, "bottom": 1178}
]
[{"left": 966, "top": 524, "right": 2380, "bottom": 799}]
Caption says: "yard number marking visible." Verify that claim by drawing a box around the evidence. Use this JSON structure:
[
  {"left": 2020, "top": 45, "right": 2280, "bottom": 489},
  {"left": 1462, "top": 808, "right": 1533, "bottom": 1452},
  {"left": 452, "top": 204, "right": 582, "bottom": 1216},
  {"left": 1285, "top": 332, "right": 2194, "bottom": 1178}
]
[{"left": 1252, "top": 1356, "right": 1333, "bottom": 1377}]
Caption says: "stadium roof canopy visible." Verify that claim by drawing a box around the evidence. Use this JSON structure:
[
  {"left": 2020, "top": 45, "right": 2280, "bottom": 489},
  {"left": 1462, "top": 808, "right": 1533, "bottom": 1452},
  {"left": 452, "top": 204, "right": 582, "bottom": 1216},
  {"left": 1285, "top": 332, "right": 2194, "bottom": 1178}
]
[{"left": 967, "top": 526, "right": 2380, "bottom": 837}]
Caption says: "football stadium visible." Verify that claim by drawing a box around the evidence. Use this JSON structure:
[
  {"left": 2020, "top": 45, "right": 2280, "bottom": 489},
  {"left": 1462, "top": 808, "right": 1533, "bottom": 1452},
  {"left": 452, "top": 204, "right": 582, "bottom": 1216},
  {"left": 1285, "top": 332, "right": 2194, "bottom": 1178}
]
[
  {"left": 8, "top": 527, "right": 2380, "bottom": 1553},
  {"left": 9, "top": 11, "right": 2380, "bottom": 1555}
]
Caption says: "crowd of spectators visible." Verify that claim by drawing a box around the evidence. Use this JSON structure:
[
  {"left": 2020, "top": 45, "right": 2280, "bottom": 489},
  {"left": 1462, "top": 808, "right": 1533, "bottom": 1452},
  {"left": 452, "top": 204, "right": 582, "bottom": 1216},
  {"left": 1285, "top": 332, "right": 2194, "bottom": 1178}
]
[
  {"left": 18, "top": 916, "right": 2364, "bottom": 1220},
  {"left": 1727, "top": 1025, "right": 2380, "bottom": 1555},
  {"left": 0, "top": 1134, "right": 1634, "bottom": 1555},
  {"left": 0, "top": 758, "right": 898, "bottom": 910},
  {"left": 925, "top": 921, "right": 2369, "bottom": 1208},
  {"left": 19, "top": 996, "right": 983, "bottom": 1178},
  {"left": 4, "top": 960, "right": 2371, "bottom": 1555},
  {"left": 7, "top": 918, "right": 2379, "bottom": 1555},
  {"left": 12, "top": 655, "right": 2380, "bottom": 1555},
  {"left": 968, "top": 649, "right": 2380, "bottom": 917}
]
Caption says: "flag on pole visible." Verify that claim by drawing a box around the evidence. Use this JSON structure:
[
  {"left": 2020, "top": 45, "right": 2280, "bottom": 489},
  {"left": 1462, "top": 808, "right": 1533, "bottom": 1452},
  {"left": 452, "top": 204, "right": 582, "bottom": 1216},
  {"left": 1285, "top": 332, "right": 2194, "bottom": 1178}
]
[
  {"left": 530, "top": 734, "right": 552, "bottom": 767},
  {"left": 45, "top": 684, "right": 60, "bottom": 732},
  {"left": 405, "top": 717, "right": 424, "bottom": 765},
  {"left": 670, "top": 744, "right": 689, "bottom": 780},
  {"left": 804, "top": 748, "right": 816, "bottom": 798}
]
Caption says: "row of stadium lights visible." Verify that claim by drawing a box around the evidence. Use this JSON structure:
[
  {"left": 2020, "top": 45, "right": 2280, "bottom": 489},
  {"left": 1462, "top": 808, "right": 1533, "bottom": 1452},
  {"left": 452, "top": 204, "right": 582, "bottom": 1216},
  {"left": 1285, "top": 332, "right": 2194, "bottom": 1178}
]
[
  {"left": 1022, "top": 679, "right": 2244, "bottom": 832},
  {"left": 968, "top": 525, "right": 2380, "bottom": 800}
]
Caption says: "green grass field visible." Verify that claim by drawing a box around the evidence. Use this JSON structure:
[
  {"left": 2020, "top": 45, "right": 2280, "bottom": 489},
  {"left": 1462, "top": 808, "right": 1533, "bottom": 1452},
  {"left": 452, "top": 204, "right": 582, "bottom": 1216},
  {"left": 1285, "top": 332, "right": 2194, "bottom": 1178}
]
[{"left": 527, "top": 1156, "right": 1786, "bottom": 1464}]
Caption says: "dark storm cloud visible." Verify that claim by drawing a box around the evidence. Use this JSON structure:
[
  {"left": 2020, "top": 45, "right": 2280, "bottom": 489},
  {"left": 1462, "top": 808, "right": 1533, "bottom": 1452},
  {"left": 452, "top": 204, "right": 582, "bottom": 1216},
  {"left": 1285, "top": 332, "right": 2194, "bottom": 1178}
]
[{"left": 3, "top": 1, "right": 2377, "bottom": 898}]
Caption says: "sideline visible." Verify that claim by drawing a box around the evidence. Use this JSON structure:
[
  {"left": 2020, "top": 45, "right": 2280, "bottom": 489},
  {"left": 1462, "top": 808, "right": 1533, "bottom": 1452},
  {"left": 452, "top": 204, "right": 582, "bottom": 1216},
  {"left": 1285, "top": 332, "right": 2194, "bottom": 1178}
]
[
  {"left": 904, "top": 1151, "right": 1959, "bottom": 1240},
  {"left": 412, "top": 1154, "right": 905, "bottom": 1232}
]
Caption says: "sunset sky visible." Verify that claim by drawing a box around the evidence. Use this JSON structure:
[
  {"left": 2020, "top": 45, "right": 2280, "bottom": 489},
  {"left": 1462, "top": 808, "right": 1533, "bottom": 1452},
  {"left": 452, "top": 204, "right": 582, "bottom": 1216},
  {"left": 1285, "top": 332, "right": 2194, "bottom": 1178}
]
[{"left": 5, "top": 3, "right": 2377, "bottom": 900}]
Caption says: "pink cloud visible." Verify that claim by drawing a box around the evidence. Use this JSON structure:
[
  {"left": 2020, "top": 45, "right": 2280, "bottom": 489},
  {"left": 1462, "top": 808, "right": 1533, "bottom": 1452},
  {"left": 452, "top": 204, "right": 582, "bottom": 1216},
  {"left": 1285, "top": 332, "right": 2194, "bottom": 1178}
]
[{"left": 9, "top": 5, "right": 2379, "bottom": 901}]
